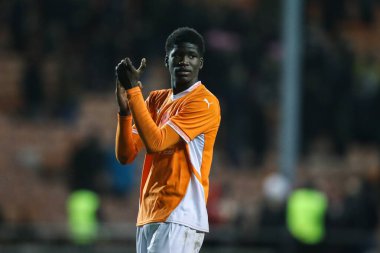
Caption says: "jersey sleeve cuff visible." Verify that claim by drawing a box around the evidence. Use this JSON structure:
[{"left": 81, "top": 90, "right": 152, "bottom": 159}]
[
  {"left": 118, "top": 113, "right": 132, "bottom": 124},
  {"left": 126, "top": 86, "right": 142, "bottom": 98}
]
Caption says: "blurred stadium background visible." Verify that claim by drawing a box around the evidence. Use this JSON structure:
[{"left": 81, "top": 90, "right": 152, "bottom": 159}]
[{"left": 0, "top": 0, "right": 380, "bottom": 252}]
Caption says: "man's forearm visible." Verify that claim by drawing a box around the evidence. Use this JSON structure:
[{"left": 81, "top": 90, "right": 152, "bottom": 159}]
[
  {"left": 126, "top": 87, "right": 180, "bottom": 153},
  {"left": 115, "top": 114, "right": 139, "bottom": 164}
]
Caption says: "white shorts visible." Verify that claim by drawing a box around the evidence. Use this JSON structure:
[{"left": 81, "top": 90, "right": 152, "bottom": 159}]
[{"left": 136, "top": 222, "right": 205, "bottom": 253}]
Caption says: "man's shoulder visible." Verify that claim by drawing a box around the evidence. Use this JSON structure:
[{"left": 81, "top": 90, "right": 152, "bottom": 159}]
[
  {"left": 182, "top": 84, "right": 220, "bottom": 115},
  {"left": 150, "top": 88, "right": 171, "bottom": 96},
  {"left": 148, "top": 88, "right": 171, "bottom": 102},
  {"left": 194, "top": 84, "right": 219, "bottom": 104}
]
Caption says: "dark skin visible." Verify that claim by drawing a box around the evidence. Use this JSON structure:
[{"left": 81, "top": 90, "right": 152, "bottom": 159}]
[
  {"left": 115, "top": 42, "right": 203, "bottom": 115},
  {"left": 115, "top": 58, "right": 146, "bottom": 116},
  {"left": 165, "top": 42, "right": 203, "bottom": 94}
]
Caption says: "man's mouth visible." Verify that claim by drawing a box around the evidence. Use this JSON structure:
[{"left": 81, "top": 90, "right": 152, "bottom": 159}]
[{"left": 175, "top": 68, "right": 191, "bottom": 75}]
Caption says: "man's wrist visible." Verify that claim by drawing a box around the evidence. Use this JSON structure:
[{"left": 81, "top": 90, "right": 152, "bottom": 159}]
[
  {"left": 126, "top": 86, "right": 142, "bottom": 98},
  {"left": 119, "top": 109, "right": 131, "bottom": 116},
  {"left": 121, "top": 81, "right": 139, "bottom": 90}
]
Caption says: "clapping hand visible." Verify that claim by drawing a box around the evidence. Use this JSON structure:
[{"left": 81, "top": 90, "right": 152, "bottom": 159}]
[{"left": 115, "top": 57, "right": 146, "bottom": 90}]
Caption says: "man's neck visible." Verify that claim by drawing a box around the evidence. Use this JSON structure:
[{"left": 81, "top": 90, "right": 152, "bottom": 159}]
[{"left": 171, "top": 79, "right": 198, "bottom": 95}]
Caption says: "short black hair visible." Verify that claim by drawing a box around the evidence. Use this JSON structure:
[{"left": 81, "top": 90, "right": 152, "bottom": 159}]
[{"left": 165, "top": 27, "right": 205, "bottom": 56}]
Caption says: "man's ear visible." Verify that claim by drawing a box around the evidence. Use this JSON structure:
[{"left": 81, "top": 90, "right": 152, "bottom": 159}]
[
  {"left": 199, "top": 57, "right": 204, "bottom": 69},
  {"left": 165, "top": 56, "right": 169, "bottom": 68}
]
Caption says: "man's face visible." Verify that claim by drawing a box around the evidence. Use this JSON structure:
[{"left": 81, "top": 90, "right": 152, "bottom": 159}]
[{"left": 166, "top": 42, "right": 203, "bottom": 87}]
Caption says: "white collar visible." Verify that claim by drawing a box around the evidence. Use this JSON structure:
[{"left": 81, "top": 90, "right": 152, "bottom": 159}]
[{"left": 171, "top": 81, "right": 202, "bottom": 100}]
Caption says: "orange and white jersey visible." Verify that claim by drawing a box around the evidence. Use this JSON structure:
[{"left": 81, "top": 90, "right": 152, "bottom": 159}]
[{"left": 133, "top": 81, "right": 220, "bottom": 232}]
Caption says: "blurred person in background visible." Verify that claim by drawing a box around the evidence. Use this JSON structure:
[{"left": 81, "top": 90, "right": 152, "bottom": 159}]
[
  {"left": 67, "top": 132, "right": 107, "bottom": 193},
  {"left": 341, "top": 144, "right": 380, "bottom": 253},
  {"left": 286, "top": 180, "right": 328, "bottom": 253},
  {"left": 352, "top": 54, "right": 380, "bottom": 144},
  {"left": 66, "top": 132, "right": 106, "bottom": 245},
  {"left": 105, "top": 146, "right": 137, "bottom": 198},
  {"left": 67, "top": 189, "right": 100, "bottom": 245},
  {"left": 257, "top": 172, "right": 290, "bottom": 252},
  {"left": 115, "top": 27, "right": 221, "bottom": 253},
  {"left": 20, "top": 50, "right": 46, "bottom": 119}
]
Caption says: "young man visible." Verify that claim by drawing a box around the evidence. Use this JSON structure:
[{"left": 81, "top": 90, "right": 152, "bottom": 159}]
[{"left": 115, "top": 27, "right": 221, "bottom": 253}]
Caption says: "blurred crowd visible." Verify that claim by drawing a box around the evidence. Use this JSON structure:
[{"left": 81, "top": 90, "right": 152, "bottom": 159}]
[{"left": 0, "top": 0, "right": 380, "bottom": 251}]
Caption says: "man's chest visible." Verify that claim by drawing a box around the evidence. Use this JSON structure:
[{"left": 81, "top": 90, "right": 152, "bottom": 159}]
[{"left": 154, "top": 98, "right": 183, "bottom": 126}]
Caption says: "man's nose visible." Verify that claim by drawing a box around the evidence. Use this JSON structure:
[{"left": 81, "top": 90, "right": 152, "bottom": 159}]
[{"left": 178, "top": 56, "right": 189, "bottom": 65}]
